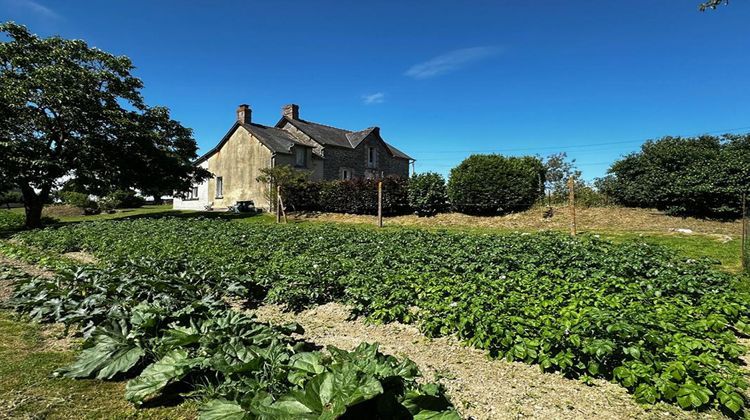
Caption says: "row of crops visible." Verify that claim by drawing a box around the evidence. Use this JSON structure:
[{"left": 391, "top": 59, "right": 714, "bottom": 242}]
[
  {"left": 1, "top": 250, "right": 459, "bottom": 418},
  {"left": 6, "top": 217, "right": 750, "bottom": 416}
]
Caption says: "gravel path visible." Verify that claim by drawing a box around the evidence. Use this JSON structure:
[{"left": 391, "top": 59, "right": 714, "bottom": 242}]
[{"left": 253, "top": 303, "right": 722, "bottom": 420}]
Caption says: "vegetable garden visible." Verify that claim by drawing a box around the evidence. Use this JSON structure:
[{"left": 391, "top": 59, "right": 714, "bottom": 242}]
[{"left": 4, "top": 217, "right": 750, "bottom": 417}]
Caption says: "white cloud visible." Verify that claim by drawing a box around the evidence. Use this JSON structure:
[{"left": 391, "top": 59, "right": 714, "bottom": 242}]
[
  {"left": 405, "top": 46, "right": 502, "bottom": 79},
  {"left": 5, "top": 0, "right": 61, "bottom": 19},
  {"left": 362, "top": 92, "right": 385, "bottom": 105}
]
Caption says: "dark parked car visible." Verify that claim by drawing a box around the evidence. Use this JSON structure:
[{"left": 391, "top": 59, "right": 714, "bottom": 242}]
[{"left": 231, "top": 200, "right": 259, "bottom": 214}]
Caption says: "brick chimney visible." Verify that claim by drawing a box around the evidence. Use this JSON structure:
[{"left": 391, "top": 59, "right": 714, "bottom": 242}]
[
  {"left": 282, "top": 104, "right": 299, "bottom": 120},
  {"left": 236, "top": 104, "right": 251, "bottom": 124}
]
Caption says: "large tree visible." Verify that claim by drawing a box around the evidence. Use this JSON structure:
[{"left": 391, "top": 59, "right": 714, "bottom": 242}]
[{"left": 0, "top": 22, "right": 208, "bottom": 227}]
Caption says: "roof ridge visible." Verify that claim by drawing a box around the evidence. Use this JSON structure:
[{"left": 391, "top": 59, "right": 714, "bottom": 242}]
[{"left": 297, "top": 118, "right": 353, "bottom": 133}]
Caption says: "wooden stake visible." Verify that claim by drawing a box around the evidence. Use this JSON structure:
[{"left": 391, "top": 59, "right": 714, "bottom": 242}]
[
  {"left": 276, "top": 185, "right": 281, "bottom": 224},
  {"left": 568, "top": 177, "right": 576, "bottom": 236},
  {"left": 377, "top": 181, "right": 383, "bottom": 228},
  {"left": 279, "top": 194, "right": 288, "bottom": 224},
  {"left": 742, "top": 192, "right": 747, "bottom": 272}
]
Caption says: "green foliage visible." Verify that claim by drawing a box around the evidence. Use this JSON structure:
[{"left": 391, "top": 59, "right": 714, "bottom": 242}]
[
  {"left": 10, "top": 218, "right": 750, "bottom": 415},
  {"left": 0, "top": 190, "right": 22, "bottom": 209},
  {"left": 318, "top": 176, "right": 409, "bottom": 215},
  {"left": 59, "top": 191, "right": 95, "bottom": 209},
  {"left": 447, "top": 154, "right": 545, "bottom": 215},
  {"left": 598, "top": 135, "right": 750, "bottom": 218},
  {"left": 0, "top": 22, "right": 208, "bottom": 227},
  {"left": 0, "top": 210, "right": 24, "bottom": 232},
  {"left": 256, "top": 165, "right": 312, "bottom": 211},
  {"left": 105, "top": 190, "right": 146, "bottom": 209},
  {"left": 408, "top": 172, "right": 448, "bottom": 217},
  {"left": 8, "top": 225, "right": 458, "bottom": 418}
]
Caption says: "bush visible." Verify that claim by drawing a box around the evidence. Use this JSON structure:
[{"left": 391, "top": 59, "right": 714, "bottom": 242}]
[
  {"left": 318, "top": 176, "right": 408, "bottom": 215},
  {"left": 447, "top": 154, "right": 545, "bottom": 215},
  {"left": 547, "top": 180, "right": 612, "bottom": 208},
  {"left": 281, "top": 181, "right": 320, "bottom": 212},
  {"left": 408, "top": 172, "right": 448, "bottom": 216},
  {"left": 0, "top": 190, "right": 22, "bottom": 209},
  {"left": 107, "top": 190, "right": 145, "bottom": 209},
  {"left": 597, "top": 134, "right": 750, "bottom": 218},
  {"left": 60, "top": 191, "right": 95, "bottom": 209}
]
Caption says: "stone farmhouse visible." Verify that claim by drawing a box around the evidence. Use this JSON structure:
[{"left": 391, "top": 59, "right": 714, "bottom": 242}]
[{"left": 173, "top": 104, "right": 413, "bottom": 211}]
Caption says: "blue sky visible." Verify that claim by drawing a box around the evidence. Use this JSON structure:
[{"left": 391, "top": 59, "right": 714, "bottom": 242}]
[{"left": 2, "top": 0, "right": 750, "bottom": 181}]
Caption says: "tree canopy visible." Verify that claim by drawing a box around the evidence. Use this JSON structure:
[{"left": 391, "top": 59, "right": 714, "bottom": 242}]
[
  {"left": 597, "top": 134, "right": 750, "bottom": 218},
  {"left": 0, "top": 22, "right": 209, "bottom": 227}
]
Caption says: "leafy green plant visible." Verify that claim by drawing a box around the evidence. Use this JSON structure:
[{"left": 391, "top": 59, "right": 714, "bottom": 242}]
[
  {"left": 408, "top": 172, "right": 448, "bottom": 217},
  {"left": 447, "top": 154, "right": 545, "bottom": 215},
  {"left": 9, "top": 218, "right": 750, "bottom": 415}
]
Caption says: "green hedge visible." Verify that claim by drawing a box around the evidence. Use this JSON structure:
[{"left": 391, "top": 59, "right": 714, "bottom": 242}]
[
  {"left": 597, "top": 134, "right": 750, "bottom": 218},
  {"left": 408, "top": 172, "right": 448, "bottom": 216},
  {"left": 318, "top": 177, "right": 409, "bottom": 215},
  {"left": 447, "top": 154, "right": 545, "bottom": 215}
]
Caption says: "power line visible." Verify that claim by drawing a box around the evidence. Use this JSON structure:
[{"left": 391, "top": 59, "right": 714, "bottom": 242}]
[{"left": 408, "top": 125, "right": 750, "bottom": 155}]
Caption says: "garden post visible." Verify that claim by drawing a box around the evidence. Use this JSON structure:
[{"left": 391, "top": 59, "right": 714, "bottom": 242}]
[
  {"left": 743, "top": 192, "right": 747, "bottom": 273},
  {"left": 276, "top": 185, "right": 281, "bottom": 223},
  {"left": 378, "top": 181, "right": 383, "bottom": 228},
  {"left": 568, "top": 177, "right": 576, "bottom": 236}
]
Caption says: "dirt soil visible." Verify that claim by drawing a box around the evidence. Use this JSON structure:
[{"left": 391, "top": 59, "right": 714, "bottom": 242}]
[
  {"left": 253, "top": 303, "right": 721, "bottom": 420},
  {"left": 63, "top": 251, "right": 98, "bottom": 265},
  {"left": 293, "top": 206, "right": 741, "bottom": 238}
]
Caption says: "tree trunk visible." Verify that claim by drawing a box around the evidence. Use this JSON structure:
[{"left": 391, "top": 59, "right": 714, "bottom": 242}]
[
  {"left": 24, "top": 202, "right": 43, "bottom": 229},
  {"left": 20, "top": 184, "right": 50, "bottom": 229}
]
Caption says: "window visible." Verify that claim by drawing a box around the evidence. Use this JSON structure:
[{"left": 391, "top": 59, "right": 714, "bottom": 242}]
[
  {"left": 367, "top": 147, "right": 376, "bottom": 168},
  {"left": 295, "top": 147, "right": 307, "bottom": 167},
  {"left": 185, "top": 186, "right": 199, "bottom": 200},
  {"left": 215, "top": 176, "right": 223, "bottom": 198},
  {"left": 340, "top": 168, "right": 352, "bottom": 180}
]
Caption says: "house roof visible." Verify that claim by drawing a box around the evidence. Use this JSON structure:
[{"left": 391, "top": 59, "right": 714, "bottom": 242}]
[
  {"left": 194, "top": 122, "right": 316, "bottom": 165},
  {"left": 279, "top": 117, "right": 413, "bottom": 160}
]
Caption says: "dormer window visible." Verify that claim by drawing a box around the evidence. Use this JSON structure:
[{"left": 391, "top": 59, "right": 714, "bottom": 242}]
[{"left": 295, "top": 147, "right": 307, "bottom": 167}]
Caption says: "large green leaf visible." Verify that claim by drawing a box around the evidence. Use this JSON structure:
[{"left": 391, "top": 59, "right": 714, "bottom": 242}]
[
  {"left": 125, "top": 348, "right": 196, "bottom": 403},
  {"left": 199, "top": 399, "right": 251, "bottom": 420},
  {"left": 57, "top": 333, "right": 144, "bottom": 380}
]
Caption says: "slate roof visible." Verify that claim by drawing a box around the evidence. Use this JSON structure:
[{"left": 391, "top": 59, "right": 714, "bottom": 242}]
[
  {"left": 194, "top": 122, "right": 316, "bottom": 164},
  {"left": 196, "top": 111, "right": 413, "bottom": 164},
  {"left": 281, "top": 117, "right": 413, "bottom": 160}
]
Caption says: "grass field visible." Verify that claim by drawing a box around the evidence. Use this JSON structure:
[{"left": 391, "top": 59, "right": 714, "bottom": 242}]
[{"left": 0, "top": 311, "right": 197, "bottom": 419}]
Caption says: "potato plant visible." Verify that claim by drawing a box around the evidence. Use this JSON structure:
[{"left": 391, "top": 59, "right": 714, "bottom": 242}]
[{"left": 12, "top": 218, "right": 750, "bottom": 416}]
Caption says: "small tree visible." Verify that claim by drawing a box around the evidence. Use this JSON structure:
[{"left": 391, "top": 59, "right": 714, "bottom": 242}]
[
  {"left": 256, "top": 165, "right": 311, "bottom": 211},
  {"left": 0, "top": 23, "right": 208, "bottom": 228},
  {"left": 408, "top": 172, "right": 448, "bottom": 217},
  {"left": 447, "top": 154, "right": 545, "bottom": 215},
  {"left": 543, "top": 153, "right": 582, "bottom": 204}
]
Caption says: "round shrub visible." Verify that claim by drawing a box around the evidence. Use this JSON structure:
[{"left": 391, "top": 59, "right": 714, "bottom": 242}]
[
  {"left": 408, "top": 172, "right": 448, "bottom": 217},
  {"left": 447, "top": 154, "right": 545, "bottom": 215}
]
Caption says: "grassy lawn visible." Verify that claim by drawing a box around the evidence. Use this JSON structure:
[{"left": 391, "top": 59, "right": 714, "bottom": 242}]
[{"left": 0, "top": 312, "right": 196, "bottom": 419}]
